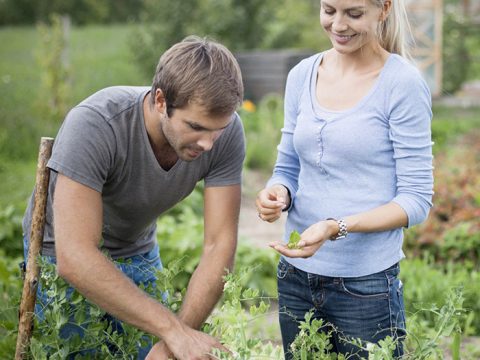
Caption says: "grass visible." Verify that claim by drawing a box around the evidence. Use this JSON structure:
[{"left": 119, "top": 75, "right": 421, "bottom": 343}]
[
  {"left": 431, "top": 105, "right": 480, "bottom": 153},
  {"left": 0, "top": 24, "right": 150, "bottom": 211},
  {"left": 0, "top": 160, "right": 36, "bottom": 210},
  {"left": 0, "top": 24, "right": 148, "bottom": 161}
]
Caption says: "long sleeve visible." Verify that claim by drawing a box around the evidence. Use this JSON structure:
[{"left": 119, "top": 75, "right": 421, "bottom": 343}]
[
  {"left": 388, "top": 68, "right": 434, "bottom": 227},
  {"left": 267, "top": 59, "right": 312, "bottom": 206}
]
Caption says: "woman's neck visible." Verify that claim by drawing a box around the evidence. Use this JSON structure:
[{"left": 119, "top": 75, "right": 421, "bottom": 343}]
[{"left": 325, "top": 45, "right": 390, "bottom": 76}]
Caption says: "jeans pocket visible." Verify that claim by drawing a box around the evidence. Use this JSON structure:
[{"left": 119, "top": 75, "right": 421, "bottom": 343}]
[
  {"left": 277, "top": 258, "right": 289, "bottom": 280},
  {"left": 391, "top": 278, "right": 407, "bottom": 331},
  {"left": 340, "top": 273, "right": 389, "bottom": 299}
]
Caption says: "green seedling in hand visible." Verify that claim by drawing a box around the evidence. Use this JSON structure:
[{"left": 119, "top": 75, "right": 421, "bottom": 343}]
[{"left": 287, "top": 230, "right": 301, "bottom": 249}]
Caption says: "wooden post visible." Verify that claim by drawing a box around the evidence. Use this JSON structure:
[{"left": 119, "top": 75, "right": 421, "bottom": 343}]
[{"left": 15, "top": 137, "right": 54, "bottom": 360}]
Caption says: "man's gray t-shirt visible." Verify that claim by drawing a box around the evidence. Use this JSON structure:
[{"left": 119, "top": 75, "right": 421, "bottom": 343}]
[{"left": 22, "top": 86, "right": 245, "bottom": 258}]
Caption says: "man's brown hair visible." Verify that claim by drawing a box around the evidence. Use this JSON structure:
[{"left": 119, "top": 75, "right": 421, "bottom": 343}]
[{"left": 151, "top": 36, "right": 244, "bottom": 117}]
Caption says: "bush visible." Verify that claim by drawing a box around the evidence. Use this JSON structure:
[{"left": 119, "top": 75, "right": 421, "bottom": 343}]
[
  {"left": 0, "top": 250, "right": 23, "bottom": 357},
  {"left": 130, "top": 0, "right": 327, "bottom": 77},
  {"left": 240, "top": 95, "right": 284, "bottom": 170},
  {"left": 442, "top": 8, "right": 471, "bottom": 94},
  {"left": 401, "top": 257, "right": 480, "bottom": 336},
  {"left": 0, "top": 206, "right": 24, "bottom": 258},
  {"left": 404, "top": 130, "right": 480, "bottom": 266}
]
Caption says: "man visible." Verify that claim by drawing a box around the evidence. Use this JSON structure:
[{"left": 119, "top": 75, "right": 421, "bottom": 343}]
[{"left": 22, "top": 36, "right": 245, "bottom": 359}]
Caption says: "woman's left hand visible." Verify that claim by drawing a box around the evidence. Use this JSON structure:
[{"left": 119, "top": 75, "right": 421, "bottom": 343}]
[{"left": 269, "top": 220, "right": 337, "bottom": 258}]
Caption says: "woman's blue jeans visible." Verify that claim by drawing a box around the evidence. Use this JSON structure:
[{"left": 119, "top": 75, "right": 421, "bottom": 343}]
[
  {"left": 277, "top": 257, "right": 406, "bottom": 359},
  {"left": 23, "top": 236, "right": 163, "bottom": 359}
]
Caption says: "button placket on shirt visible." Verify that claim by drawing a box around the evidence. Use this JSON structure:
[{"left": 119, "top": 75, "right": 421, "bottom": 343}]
[{"left": 316, "top": 120, "right": 328, "bottom": 174}]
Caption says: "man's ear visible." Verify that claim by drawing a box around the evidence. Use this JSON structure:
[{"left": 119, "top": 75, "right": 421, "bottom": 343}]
[{"left": 154, "top": 88, "right": 167, "bottom": 115}]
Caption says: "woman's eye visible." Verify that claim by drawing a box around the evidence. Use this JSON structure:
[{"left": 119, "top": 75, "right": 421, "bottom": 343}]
[
  {"left": 323, "top": 8, "right": 335, "bottom": 15},
  {"left": 349, "top": 12, "right": 363, "bottom": 19}
]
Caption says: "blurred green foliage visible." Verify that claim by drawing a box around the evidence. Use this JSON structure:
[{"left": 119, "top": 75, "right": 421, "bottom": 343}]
[
  {"left": 0, "top": 0, "right": 143, "bottom": 26},
  {"left": 157, "top": 194, "right": 279, "bottom": 298},
  {"left": 0, "top": 25, "right": 146, "bottom": 161},
  {"left": 442, "top": 10, "right": 471, "bottom": 94},
  {"left": 0, "top": 250, "right": 22, "bottom": 357},
  {"left": 36, "top": 14, "right": 71, "bottom": 123},
  {"left": 240, "top": 95, "right": 285, "bottom": 170},
  {"left": 130, "top": 0, "right": 329, "bottom": 77}
]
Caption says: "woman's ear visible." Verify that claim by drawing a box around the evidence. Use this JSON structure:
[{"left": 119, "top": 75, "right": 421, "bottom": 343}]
[{"left": 380, "top": 0, "right": 392, "bottom": 21}]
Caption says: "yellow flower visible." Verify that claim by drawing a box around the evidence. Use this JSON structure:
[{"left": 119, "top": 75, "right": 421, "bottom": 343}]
[{"left": 242, "top": 99, "right": 256, "bottom": 113}]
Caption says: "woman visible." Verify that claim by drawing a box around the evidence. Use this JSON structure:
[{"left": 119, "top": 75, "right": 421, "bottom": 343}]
[{"left": 256, "top": 0, "right": 433, "bottom": 358}]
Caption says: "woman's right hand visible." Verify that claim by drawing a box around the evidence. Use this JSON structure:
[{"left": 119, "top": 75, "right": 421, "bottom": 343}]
[{"left": 255, "top": 184, "right": 290, "bottom": 223}]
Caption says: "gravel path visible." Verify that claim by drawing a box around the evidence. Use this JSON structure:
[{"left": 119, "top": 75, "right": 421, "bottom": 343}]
[{"left": 238, "top": 169, "right": 286, "bottom": 247}]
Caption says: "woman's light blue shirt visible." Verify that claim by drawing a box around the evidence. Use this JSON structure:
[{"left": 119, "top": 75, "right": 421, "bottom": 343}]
[{"left": 267, "top": 53, "right": 434, "bottom": 277}]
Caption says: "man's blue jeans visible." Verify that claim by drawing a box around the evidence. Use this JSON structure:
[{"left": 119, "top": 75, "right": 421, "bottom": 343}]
[
  {"left": 23, "top": 236, "right": 163, "bottom": 359},
  {"left": 277, "top": 257, "right": 406, "bottom": 359}
]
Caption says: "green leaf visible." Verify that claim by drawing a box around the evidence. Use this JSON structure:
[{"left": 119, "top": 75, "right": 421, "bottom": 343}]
[{"left": 287, "top": 230, "right": 301, "bottom": 249}]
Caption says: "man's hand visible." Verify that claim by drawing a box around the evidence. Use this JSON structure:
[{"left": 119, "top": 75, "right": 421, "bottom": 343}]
[
  {"left": 147, "top": 324, "right": 229, "bottom": 360},
  {"left": 256, "top": 184, "right": 290, "bottom": 223}
]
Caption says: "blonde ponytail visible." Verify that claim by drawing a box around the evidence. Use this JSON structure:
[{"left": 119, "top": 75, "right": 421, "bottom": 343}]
[{"left": 375, "top": 0, "right": 414, "bottom": 59}]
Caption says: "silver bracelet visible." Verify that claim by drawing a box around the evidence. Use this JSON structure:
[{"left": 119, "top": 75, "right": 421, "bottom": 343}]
[{"left": 327, "top": 218, "right": 348, "bottom": 241}]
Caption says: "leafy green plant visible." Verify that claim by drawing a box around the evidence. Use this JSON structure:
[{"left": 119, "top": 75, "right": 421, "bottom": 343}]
[
  {"left": 241, "top": 94, "right": 284, "bottom": 170},
  {"left": 287, "top": 230, "right": 301, "bottom": 250},
  {"left": 404, "top": 130, "right": 480, "bottom": 267},
  {"left": 404, "top": 287, "right": 466, "bottom": 359},
  {"left": 401, "top": 257, "right": 480, "bottom": 336},
  {"left": 157, "top": 193, "right": 279, "bottom": 297},
  {"left": 207, "top": 269, "right": 282, "bottom": 359},
  {"left": 0, "top": 205, "right": 24, "bottom": 257},
  {"left": 286, "top": 286, "right": 467, "bottom": 360},
  {"left": 442, "top": 9, "right": 471, "bottom": 94},
  {"left": 0, "top": 250, "right": 23, "bottom": 357},
  {"left": 289, "top": 312, "right": 339, "bottom": 360},
  {"left": 29, "top": 259, "right": 150, "bottom": 359}
]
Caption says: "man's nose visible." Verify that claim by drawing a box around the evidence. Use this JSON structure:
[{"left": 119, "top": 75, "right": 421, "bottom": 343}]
[{"left": 197, "top": 131, "right": 220, "bottom": 152}]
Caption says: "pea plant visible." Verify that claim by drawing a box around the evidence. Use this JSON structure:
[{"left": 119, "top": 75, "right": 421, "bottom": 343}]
[
  {"left": 287, "top": 230, "right": 301, "bottom": 250},
  {"left": 27, "top": 255, "right": 467, "bottom": 359}
]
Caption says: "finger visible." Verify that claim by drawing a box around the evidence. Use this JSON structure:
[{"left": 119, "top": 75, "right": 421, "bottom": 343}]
[
  {"left": 259, "top": 190, "right": 286, "bottom": 207},
  {"left": 269, "top": 242, "right": 316, "bottom": 258},
  {"left": 206, "top": 342, "right": 231, "bottom": 359},
  {"left": 259, "top": 199, "right": 285, "bottom": 210},
  {"left": 215, "top": 342, "right": 231, "bottom": 354},
  {"left": 259, "top": 207, "right": 282, "bottom": 216},
  {"left": 258, "top": 214, "right": 280, "bottom": 222}
]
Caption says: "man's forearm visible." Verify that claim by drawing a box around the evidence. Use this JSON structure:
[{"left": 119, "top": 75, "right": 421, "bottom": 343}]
[
  {"left": 178, "top": 241, "right": 236, "bottom": 329},
  {"left": 57, "top": 243, "right": 181, "bottom": 339}
]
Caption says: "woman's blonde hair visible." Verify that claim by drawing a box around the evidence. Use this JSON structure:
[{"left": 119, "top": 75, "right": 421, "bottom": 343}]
[{"left": 373, "top": 0, "right": 414, "bottom": 59}]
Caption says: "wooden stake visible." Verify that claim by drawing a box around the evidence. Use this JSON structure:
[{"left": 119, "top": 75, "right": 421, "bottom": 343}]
[{"left": 15, "top": 137, "right": 54, "bottom": 360}]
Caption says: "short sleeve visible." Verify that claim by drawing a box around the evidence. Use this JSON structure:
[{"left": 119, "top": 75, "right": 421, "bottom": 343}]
[
  {"left": 47, "top": 105, "right": 116, "bottom": 192},
  {"left": 204, "top": 113, "right": 246, "bottom": 187}
]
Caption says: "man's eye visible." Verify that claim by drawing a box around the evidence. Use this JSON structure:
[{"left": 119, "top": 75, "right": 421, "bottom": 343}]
[
  {"left": 323, "top": 9, "right": 335, "bottom": 15},
  {"left": 189, "top": 124, "right": 202, "bottom": 131}
]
